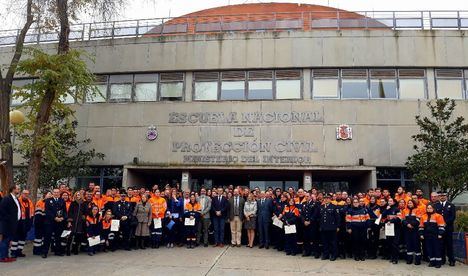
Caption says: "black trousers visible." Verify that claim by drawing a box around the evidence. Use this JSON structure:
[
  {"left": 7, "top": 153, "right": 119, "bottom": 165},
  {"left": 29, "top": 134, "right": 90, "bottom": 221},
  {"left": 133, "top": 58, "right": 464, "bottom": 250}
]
[
  {"left": 321, "top": 230, "right": 337, "bottom": 259},
  {"left": 441, "top": 230, "right": 455, "bottom": 263},
  {"left": 350, "top": 226, "right": 367, "bottom": 259},
  {"left": 426, "top": 236, "right": 443, "bottom": 265},
  {"left": 303, "top": 223, "right": 320, "bottom": 256},
  {"left": 386, "top": 233, "right": 401, "bottom": 262},
  {"left": 405, "top": 229, "right": 421, "bottom": 263},
  {"left": 284, "top": 233, "right": 297, "bottom": 254},
  {"left": 367, "top": 224, "right": 380, "bottom": 258},
  {"left": 66, "top": 232, "right": 85, "bottom": 254},
  {"left": 43, "top": 222, "right": 64, "bottom": 255}
]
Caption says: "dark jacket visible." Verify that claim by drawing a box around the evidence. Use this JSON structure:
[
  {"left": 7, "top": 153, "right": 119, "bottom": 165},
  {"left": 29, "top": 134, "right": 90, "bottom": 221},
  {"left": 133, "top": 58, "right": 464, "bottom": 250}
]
[
  {"left": 212, "top": 196, "right": 229, "bottom": 219},
  {"left": 228, "top": 196, "right": 245, "bottom": 221},
  {"left": 257, "top": 198, "right": 273, "bottom": 224},
  {"left": 44, "top": 197, "right": 67, "bottom": 224},
  {"left": 67, "top": 200, "right": 86, "bottom": 234},
  {"left": 435, "top": 201, "right": 456, "bottom": 231},
  {"left": 0, "top": 193, "right": 19, "bottom": 236},
  {"left": 319, "top": 203, "right": 341, "bottom": 231}
]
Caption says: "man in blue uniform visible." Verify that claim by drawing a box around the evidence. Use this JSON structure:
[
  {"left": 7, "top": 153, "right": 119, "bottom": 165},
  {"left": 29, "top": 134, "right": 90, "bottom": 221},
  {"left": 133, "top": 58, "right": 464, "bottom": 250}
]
[
  {"left": 319, "top": 194, "right": 340, "bottom": 261},
  {"left": 435, "top": 191, "right": 456, "bottom": 266},
  {"left": 113, "top": 190, "right": 133, "bottom": 251},
  {"left": 42, "top": 188, "right": 67, "bottom": 258},
  {"left": 301, "top": 194, "right": 320, "bottom": 258}
]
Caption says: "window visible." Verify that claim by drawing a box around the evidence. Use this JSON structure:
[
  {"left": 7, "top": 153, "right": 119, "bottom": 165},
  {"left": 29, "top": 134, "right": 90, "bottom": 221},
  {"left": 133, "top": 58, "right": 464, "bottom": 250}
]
[
  {"left": 398, "top": 69, "right": 426, "bottom": 99},
  {"left": 62, "top": 87, "right": 75, "bottom": 104},
  {"left": 193, "top": 72, "right": 219, "bottom": 101},
  {"left": 109, "top": 74, "right": 133, "bottom": 101},
  {"left": 312, "top": 69, "right": 339, "bottom": 98},
  {"left": 134, "top": 74, "right": 158, "bottom": 102},
  {"left": 159, "top": 73, "right": 184, "bottom": 101},
  {"left": 221, "top": 71, "right": 245, "bottom": 100},
  {"left": 370, "top": 69, "right": 397, "bottom": 99},
  {"left": 248, "top": 71, "right": 273, "bottom": 100},
  {"left": 87, "top": 75, "right": 107, "bottom": 103},
  {"left": 11, "top": 79, "right": 33, "bottom": 106},
  {"left": 275, "top": 70, "right": 301, "bottom": 99},
  {"left": 341, "top": 69, "right": 368, "bottom": 98},
  {"left": 436, "top": 69, "right": 463, "bottom": 99}
]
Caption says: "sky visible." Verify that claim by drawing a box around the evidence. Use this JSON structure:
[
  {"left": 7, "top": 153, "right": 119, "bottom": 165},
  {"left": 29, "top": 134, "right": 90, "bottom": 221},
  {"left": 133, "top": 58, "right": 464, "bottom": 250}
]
[{"left": 0, "top": 0, "right": 467, "bottom": 30}]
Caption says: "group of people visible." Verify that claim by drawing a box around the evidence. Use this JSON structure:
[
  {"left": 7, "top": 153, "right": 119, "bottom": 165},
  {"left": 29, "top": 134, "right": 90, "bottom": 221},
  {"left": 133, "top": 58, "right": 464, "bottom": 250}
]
[{"left": 0, "top": 182, "right": 457, "bottom": 269}]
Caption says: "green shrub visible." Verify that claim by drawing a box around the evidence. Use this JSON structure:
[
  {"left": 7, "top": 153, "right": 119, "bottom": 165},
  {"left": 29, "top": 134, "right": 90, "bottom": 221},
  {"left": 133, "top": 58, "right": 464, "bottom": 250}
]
[{"left": 455, "top": 211, "right": 468, "bottom": 232}]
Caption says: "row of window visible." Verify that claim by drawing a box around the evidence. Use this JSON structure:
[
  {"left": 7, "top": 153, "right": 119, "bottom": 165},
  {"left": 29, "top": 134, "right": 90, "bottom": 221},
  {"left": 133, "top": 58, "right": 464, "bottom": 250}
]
[{"left": 11, "top": 69, "right": 468, "bottom": 105}]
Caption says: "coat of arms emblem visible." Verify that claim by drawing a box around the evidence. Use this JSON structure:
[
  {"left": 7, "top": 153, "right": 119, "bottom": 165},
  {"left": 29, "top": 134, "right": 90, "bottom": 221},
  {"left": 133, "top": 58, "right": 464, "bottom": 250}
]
[
  {"left": 146, "top": 125, "right": 158, "bottom": 141},
  {"left": 336, "top": 124, "right": 352, "bottom": 140}
]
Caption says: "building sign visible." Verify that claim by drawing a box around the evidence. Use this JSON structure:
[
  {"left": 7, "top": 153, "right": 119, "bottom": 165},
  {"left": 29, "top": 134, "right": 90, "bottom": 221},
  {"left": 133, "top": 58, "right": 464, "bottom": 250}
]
[
  {"left": 167, "top": 111, "right": 323, "bottom": 166},
  {"left": 336, "top": 124, "right": 352, "bottom": 140}
]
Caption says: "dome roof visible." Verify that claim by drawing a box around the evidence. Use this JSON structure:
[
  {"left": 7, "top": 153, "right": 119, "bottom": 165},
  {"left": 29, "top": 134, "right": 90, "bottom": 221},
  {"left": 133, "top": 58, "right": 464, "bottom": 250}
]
[{"left": 145, "top": 3, "right": 387, "bottom": 36}]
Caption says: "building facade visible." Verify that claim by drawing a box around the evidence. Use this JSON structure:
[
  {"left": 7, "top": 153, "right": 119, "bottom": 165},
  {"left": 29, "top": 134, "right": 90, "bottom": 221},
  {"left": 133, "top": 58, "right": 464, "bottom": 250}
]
[{"left": 2, "top": 4, "right": 468, "bottom": 200}]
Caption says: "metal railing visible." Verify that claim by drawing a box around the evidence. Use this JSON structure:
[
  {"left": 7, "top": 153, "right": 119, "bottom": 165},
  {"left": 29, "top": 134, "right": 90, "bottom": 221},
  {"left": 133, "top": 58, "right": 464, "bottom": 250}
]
[{"left": 1, "top": 10, "right": 468, "bottom": 47}]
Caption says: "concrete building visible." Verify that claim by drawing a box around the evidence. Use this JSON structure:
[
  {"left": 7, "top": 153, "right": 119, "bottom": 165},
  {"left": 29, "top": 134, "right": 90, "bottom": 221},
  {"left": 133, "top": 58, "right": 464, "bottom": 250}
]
[{"left": 1, "top": 3, "right": 468, "bottom": 201}]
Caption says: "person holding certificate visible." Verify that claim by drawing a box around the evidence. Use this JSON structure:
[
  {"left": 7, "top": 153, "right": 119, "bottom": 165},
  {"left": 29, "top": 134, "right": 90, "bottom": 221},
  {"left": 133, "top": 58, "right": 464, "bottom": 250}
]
[
  {"left": 184, "top": 194, "right": 201, "bottom": 249},
  {"left": 272, "top": 192, "right": 287, "bottom": 252},
  {"left": 382, "top": 198, "right": 403, "bottom": 264},
  {"left": 282, "top": 197, "right": 300, "bottom": 256},
  {"left": 149, "top": 189, "right": 167, "bottom": 248},
  {"left": 86, "top": 206, "right": 101, "bottom": 256}
]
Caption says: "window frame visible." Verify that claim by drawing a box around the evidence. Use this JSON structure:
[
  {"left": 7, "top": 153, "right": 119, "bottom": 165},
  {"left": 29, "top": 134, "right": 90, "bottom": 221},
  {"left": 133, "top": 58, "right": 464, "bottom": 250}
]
[
  {"left": 133, "top": 73, "right": 159, "bottom": 102},
  {"left": 397, "top": 69, "right": 428, "bottom": 100},
  {"left": 158, "top": 73, "right": 185, "bottom": 102},
  {"left": 435, "top": 69, "right": 465, "bottom": 100}
]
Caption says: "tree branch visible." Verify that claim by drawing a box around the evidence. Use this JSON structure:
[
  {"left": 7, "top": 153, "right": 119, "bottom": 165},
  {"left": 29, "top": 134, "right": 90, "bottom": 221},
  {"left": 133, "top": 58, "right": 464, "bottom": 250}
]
[{"left": 5, "top": 0, "right": 34, "bottom": 82}]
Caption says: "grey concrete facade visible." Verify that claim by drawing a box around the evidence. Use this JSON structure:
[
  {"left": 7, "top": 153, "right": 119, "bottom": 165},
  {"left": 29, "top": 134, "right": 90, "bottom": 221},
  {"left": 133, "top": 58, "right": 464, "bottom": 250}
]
[{"left": 1, "top": 29, "right": 468, "bottom": 195}]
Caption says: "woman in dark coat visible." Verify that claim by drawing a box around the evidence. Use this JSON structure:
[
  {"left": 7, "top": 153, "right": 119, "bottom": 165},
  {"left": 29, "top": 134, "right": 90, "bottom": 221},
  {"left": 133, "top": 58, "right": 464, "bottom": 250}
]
[{"left": 66, "top": 191, "right": 86, "bottom": 255}]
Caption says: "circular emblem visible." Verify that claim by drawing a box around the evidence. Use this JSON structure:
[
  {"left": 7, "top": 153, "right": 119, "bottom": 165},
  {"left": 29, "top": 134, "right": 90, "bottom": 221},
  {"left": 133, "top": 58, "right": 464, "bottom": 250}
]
[{"left": 146, "top": 125, "right": 158, "bottom": 141}]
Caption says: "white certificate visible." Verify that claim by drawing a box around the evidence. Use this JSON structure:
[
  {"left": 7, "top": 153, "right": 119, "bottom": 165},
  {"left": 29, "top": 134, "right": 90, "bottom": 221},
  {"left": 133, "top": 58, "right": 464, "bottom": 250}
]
[
  {"left": 284, "top": 224, "right": 297, "bottom": 234},
  {"left": 273, "top": 217, "right": 284, "bottom": 229},
  {"left": 385, "top": 223, "right": 395, "bottom": 237},
  {"left": 374, "top": 215, "right": 382, "bottom": 225},
  {"left": 110, "top": 219, "right": 120, "bottom": 232},
  {"left": 61, "top": 230, "right": 71, "bottom": 238},
  {"left": 88, "top": 236, "right": 101, "bottom": 247},
  {"left": 184, "top": 217, "right": 195, "bottom": 226},
  {"left": 153, "top": 218, "right": 162, "bottom": 229}
]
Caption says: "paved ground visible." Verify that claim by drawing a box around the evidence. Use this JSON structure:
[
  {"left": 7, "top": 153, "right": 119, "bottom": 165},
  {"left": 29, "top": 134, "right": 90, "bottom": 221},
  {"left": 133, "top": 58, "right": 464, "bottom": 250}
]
[{"left": 0, "top": 245, "right": 466, "bottom": 276}]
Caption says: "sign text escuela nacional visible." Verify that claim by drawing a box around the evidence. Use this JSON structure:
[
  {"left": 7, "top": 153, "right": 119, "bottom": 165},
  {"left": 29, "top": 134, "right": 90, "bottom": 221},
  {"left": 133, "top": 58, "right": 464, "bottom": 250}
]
[{"left": 167, "top": 111, "right": 323, "bottom": 165}]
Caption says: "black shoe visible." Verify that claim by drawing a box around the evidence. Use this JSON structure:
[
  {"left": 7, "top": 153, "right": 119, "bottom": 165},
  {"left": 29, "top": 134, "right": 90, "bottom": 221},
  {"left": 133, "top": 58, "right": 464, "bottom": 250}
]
[
  {"left": 330, "top": 257, "right": 336, "bottom": 261},
  {"left": 314, "top": 255, "right": 320, "bottom": 259},
  {"left": 286, "top": 252, "right": 291, "bottom": 255},
  {"left": 354, "top": 257, "right": 359, "bottom": 261},
  {"left": 449, "top": 261, "right": 455, "bottom": 266},
  {"left": 435, "top": 264, "right": 441, "bottom": 268},
  {"left": 360, "top": 257, "right": 365, "bottom": 261},
  {"left": 204, "top": 244, "right": 208, "bottom": 247},
  {"left": 428, "top": 262, "right": 434, "bottom": 267},
  {"left": 259, "top": 245, "right": 264, "bottom": 249},
  {"left": 321, "top": 256, "right": 329, "bottom": 260},
  {"left": 265, "top": 245, "right": 269, "bottom": 250},
  {"left": 291, "top": 253, "right": 296, "bottom": 256},
  {"left": 42, "top": 254, "right": 47, "bottom": 259},
  {"left": 406, "top": 260, "right": 412, "bottom": 265},
  {"left": 55, "top": 253, "right": 64, "bottom": 257},
  {"left": 392, "top": 260, "right": 398, "bottom": 264},
  {"left": 415, "top": 260, "right": 421, "bottom": 265},
  {"left": 16, "top": 253, "right": 26, "bottom": 258},
  {"left": 303, "top": 253, "right": 311, "bottom": 257}
]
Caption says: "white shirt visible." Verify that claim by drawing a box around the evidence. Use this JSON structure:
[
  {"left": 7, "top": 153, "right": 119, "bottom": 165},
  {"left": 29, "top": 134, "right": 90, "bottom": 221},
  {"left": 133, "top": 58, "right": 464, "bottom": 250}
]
[
  {"left": 441, "top": 201, "right": 447, "bottom": 207},
  {"left": 11, "top": 193, "right": 21, "bottom": 220}
]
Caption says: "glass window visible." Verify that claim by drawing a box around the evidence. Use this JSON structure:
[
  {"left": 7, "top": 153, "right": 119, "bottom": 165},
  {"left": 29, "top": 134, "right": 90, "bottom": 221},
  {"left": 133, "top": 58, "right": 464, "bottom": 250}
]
[
  {"left": 313, "top": 79, "right": 339, "bottom": 98},
  {"left": 370, "top": 79, "right": 397, "bottom": 98},
  {"left": 109, "top": 75, "right": 133, "bottom": 101},
  {"left": 134, "top": 74, "right": 158, "bottom": 102},
  {"left": 194, "top": 82, "right": 218, "bottom": 101},
  {"left": 437, "top": 79, "right": 463, "bottom": 99},
  {"left": 135, "top": 83, "right": 157, "bottom": 101},
  {"left": 248, "top": 80, "right": 273, "bottom": 100},
  {"left": 276, "top": 79, "right": 301, "bottom": 99},
  {"left": 61, "top": 93, "right": 75, "bottom": 104},
  {"left": 88, "top": 84, "right": 107, "bottom": 103},
  {"left": 160, "top": 82, "right": 183, "bottom": 101},
  {"left": 221, "top": 81, "right": 245, "bottom": 100},
  {"left": 341, "top": 79, "right": 368, "bottom": 98},
  {"left": 399, "top": 79, "right": 426, "bottom": 99}
]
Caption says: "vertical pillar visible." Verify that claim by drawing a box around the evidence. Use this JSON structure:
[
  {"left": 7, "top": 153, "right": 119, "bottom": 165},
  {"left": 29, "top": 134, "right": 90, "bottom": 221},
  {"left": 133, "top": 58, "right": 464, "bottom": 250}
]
[
  {"left": 181, "top": 171, "right": 191, "bottom": 191},
  {"left": 122, "top": 167, "right": 130, "bottom": 189},
  {"left": 303, "top": 171, "right": 312, "bottom": 191}
]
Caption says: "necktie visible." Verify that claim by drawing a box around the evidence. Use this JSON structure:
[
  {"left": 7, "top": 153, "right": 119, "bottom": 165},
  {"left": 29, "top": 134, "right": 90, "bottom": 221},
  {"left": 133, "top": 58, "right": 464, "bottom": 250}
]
[
  {"left": 262, "top": 199, "right": 264, "bottom": 205},
  {"left": 219, "top": 196, "right": 221, "bottom": 202}
]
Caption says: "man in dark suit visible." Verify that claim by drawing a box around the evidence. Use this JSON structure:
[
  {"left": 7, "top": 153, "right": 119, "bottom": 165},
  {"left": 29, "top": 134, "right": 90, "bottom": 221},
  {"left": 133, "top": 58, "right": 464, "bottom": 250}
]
[
  {"left": 212, "top": 187, "right": 228, "bottom": 247},
  {"left": 435, "top": 191, "right": 456, "bottom": 266},
  {"left": 0, "top": 184, "right": 21, "bottom": 263},
  {"left": 228, "top": 188, "right": 245, "bottom": 246},
  {"left": 42, "top": 188, "right": 67, "bottom": 258},
  {"left": 257, "top": 191, "right": 273, "bottom": 249},
  {"left": 319, "top": 194, "right": 340, "bottom": 261}
]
